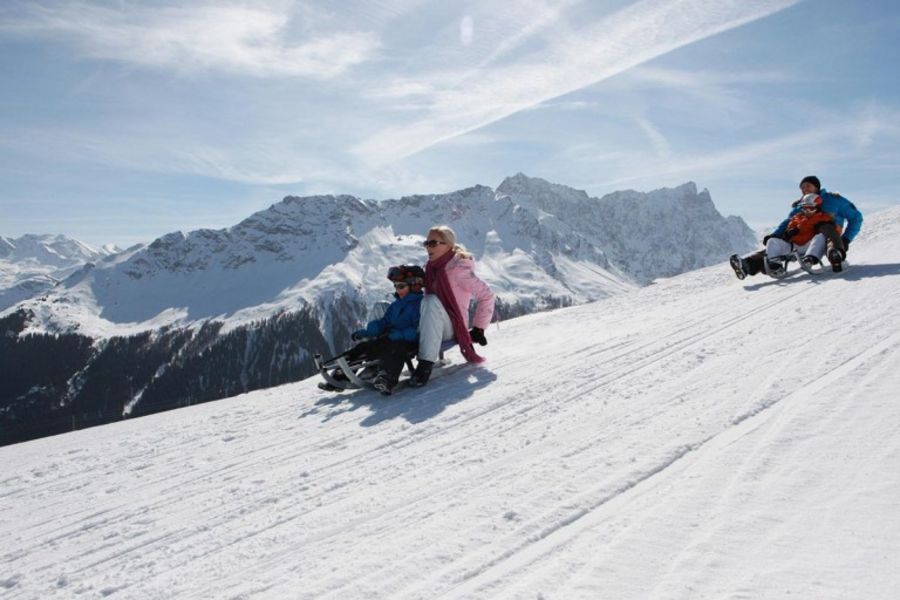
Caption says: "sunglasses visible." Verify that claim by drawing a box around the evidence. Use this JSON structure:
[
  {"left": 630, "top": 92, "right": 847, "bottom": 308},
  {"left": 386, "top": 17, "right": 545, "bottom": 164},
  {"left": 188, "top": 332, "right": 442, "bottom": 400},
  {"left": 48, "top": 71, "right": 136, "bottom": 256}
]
[
  {"left": 422, "top": 240, "right": 447, "bottom": 248},
  {"left": 393, "top": 282, "right": 409, "bottom": 289}
]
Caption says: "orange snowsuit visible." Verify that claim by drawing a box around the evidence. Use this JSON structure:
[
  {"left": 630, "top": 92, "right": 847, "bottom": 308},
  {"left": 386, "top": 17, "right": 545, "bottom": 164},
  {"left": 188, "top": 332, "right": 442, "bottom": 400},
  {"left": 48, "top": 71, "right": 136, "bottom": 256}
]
[{"left": 784, "top": 209, "right": 842, "bottom": 246}]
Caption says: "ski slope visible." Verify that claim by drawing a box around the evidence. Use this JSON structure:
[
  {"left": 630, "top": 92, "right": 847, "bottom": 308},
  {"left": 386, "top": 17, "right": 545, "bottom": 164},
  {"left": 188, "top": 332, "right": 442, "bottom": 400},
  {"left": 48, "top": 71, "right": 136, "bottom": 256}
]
[{"left": 3, "top": 208, "right": 900, "bottom": 599}]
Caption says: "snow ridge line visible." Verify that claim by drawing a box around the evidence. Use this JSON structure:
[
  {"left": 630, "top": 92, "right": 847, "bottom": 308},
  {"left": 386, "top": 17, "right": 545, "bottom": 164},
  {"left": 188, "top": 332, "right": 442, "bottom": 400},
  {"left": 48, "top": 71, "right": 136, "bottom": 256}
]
[{"left": 432, "top": 327, "right": 900, "bottom": 600}]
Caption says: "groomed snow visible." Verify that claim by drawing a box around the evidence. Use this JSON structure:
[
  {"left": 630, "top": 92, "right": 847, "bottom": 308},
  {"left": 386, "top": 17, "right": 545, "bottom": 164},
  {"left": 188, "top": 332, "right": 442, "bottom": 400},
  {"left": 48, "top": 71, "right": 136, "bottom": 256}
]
[{"left": 2, "top": 209, "right": 899, "bottom": 599}]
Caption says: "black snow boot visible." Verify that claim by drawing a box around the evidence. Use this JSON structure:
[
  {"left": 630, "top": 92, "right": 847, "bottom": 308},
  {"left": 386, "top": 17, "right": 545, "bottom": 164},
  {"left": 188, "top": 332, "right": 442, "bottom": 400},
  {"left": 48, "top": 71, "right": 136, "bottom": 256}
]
[
  {"left": 729, "top": 254, "right": 747, "bottom": 280},
  {"left": 372, "top": 373, "right": 393, "bottom": 396},
  {"left": 827, "top": 246, "right": 844, "bottom": 273},
  {"left": 408, "top": 360, "right": 434, "bottom": 388}
]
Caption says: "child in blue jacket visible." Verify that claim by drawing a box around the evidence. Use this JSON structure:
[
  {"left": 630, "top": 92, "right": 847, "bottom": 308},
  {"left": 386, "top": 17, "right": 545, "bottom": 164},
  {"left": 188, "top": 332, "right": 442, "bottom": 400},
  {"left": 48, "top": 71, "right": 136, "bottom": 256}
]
[{"left": 349, "top": 265, "right": 425, "bottom": 395}]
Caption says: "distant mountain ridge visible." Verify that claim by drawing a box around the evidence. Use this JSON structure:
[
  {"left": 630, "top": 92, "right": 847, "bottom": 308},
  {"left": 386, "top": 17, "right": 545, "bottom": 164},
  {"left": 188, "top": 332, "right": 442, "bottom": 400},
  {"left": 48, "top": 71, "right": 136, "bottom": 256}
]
[
  {"left": 0, "top": 234, "right": 120, "bottom": 312},
  {"left": 5, "top": 175, "right": 755, "bottom": 336},
  {"left": 497, "top": 175, "right": 756, "bottom": 283},
  {"left": 1, "top": 175, "right": 756, "bottom": 445}
]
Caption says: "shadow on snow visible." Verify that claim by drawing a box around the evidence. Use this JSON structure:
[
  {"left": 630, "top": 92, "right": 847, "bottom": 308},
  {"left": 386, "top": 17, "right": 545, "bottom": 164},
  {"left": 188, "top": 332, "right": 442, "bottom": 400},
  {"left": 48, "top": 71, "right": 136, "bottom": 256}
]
[
  {"left": 303, "top": 364, "right": 498, "bottom": 427},
  {"left": 740, "top": 262, "right": 900, "bottom": 291}
]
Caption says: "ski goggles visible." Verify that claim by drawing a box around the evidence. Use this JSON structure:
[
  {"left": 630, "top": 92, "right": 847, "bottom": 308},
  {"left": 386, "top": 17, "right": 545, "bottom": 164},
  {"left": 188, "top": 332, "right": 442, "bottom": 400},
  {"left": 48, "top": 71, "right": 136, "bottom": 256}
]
[
  {"left": 393, "top": 282, "right": 409, "bottom": 290},
  {"left": 422, "top": 240, "right": 447, "bottom": 248}
]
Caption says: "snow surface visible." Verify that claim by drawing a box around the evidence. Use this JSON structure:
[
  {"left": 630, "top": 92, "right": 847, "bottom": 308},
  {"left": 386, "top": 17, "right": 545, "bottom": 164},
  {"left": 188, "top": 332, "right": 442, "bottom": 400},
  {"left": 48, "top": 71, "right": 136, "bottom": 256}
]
[{"left": 2, "top": 208, "right": 899, "bottom": 599}]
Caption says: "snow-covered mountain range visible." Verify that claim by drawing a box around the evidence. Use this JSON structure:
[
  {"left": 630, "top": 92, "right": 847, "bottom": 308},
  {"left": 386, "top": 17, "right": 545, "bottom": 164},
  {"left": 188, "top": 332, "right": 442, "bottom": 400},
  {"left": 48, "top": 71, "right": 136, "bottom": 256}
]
[
  {"left": 3, "top": 207, "right": 898, "bottom": 599},
  {"left": 6, "top": 175, "right": 754, "bottom": 337},
  {"left": 0, "top": 234, "right": 120, "bottom": 312},
  {"left": 1, "top": 175, "right": 755, "bottom": 445}
]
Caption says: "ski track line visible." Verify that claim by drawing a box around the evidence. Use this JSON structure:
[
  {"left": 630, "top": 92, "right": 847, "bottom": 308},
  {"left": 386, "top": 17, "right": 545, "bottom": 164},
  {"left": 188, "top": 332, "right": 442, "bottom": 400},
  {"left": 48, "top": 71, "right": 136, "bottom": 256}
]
[
  {"left": 1, "top": 429, "right": 332, "bottom": 558},
  {"left": 637, "top": 360, "right": 896, "bottom": 599},
  {"left": 3, "top": 400, "right": 410, "bottom": 551},
  {"left": 206, "top": 283, "right": 827, "bottom": 596},
  {"left": 425, "top": 328, "right": 900, "bottom": 600},
  {"left": 0, "top": 409, "right": 305, "bottom": 528},
  {"left": 545, "top": 324, "right": 900, "bottom": 600}
]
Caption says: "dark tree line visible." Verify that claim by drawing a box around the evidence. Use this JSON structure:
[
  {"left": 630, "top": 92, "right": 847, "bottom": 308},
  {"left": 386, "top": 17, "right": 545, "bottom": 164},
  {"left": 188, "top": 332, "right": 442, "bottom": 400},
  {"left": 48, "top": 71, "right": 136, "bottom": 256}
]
[
  {"left": 1, "top": 297, "right": 366, "bottom": 446},
  {"left": 1, "top": 291, "right": 561, "bottom": 446}
]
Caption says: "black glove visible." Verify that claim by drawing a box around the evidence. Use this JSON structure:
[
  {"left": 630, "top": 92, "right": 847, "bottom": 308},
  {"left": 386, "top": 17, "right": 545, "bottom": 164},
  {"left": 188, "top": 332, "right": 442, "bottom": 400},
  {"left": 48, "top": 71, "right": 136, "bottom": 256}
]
[
  {"left": 351, "top": 330, "right": 366, "bottom": 341},
  {"left": 783, "top": 228, "right": 798, "bottom": 241},
  {"left": 762, "top": 233, "right": 781, "bottom": 245},
  {"left": 469, "top": 327, "right": 487, "bottom": 346},
  {"left": 841, "top": 235, "right": 851, "bottom": 252}
]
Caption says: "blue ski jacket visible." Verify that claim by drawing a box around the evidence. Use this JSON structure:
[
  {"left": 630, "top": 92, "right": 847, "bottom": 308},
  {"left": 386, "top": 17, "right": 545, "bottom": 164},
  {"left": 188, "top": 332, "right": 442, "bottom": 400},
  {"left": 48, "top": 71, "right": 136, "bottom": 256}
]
[
  {"left": 772, "top": 188, "right": 863, "bottom": 242},
  {"left": 356, "top": 292, "right": 423, "bottom": 343}
]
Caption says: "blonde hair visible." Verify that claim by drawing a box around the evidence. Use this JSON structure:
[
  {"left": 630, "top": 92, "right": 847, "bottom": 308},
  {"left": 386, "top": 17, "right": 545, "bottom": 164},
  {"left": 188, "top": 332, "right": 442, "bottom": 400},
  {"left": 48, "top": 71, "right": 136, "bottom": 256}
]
[{"left": 428, "top": 225, "right": 473, "bottom": 259}]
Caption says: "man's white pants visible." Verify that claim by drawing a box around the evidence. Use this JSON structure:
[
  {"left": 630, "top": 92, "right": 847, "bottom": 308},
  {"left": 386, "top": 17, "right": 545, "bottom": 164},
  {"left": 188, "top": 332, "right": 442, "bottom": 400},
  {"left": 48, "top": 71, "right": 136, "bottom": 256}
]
[
  {"left": 766, "top": 233, "right": 827, "bottom": 261},
  {"left": 418, "top": 295, "right": 454, "bottom": 363}
]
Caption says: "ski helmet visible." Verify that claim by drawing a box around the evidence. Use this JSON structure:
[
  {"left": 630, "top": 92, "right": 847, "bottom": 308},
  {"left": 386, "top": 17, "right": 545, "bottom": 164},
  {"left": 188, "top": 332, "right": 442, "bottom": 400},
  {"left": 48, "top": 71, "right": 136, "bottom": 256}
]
[
  {"left": 798, "top": 193, "right": 822, "bottom": 210},
  {"left": 387, "top": 264, "right": 425, "bottom": 292}
]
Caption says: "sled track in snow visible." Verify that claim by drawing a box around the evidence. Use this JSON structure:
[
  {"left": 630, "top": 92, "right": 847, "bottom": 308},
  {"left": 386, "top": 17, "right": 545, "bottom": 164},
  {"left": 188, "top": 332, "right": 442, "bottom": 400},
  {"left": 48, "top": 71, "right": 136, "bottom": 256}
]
[{"left": 427, "top": 328, "right": 900, "bottom": 599}]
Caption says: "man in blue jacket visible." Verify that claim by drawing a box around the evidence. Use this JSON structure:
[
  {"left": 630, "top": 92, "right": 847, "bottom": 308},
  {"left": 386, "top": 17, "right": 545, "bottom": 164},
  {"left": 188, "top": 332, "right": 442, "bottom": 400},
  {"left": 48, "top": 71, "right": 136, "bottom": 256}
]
[
  {"left": 730, "top": 176, "right": 863, "bottom": 278},
  {"left": 769, "top": 175, "right": 863, "bottom": 269}
]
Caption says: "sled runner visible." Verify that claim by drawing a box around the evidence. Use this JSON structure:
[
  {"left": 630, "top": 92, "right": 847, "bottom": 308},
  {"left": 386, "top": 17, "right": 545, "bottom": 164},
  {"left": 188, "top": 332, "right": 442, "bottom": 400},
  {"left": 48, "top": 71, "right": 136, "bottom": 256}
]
[
  {"left": 763, "top": 250, "right": 847, "bottom": 279},
  {"left": 315, "top": 338, "right": 457, "bottom": 392},
  {"left": 763, "top": 251, "right": 800, "bottom": 279}
]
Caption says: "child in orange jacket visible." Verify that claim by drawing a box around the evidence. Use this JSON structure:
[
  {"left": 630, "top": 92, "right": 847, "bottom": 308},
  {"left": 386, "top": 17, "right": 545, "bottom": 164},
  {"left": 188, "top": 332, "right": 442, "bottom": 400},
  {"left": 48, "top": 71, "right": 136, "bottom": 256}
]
[{"left": 765, "top": 193, "right": 841, "bottom": 270}]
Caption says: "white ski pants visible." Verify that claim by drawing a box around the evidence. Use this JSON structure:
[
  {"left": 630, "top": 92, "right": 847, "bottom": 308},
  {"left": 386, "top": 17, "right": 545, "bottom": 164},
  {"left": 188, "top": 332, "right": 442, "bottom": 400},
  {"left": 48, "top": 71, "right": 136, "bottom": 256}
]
[
  {"left": 418, "top": 295, "right": 455, "bottom": 363},
  {"left": 766, "top": 233, "right": 827, "bottom": 261}
]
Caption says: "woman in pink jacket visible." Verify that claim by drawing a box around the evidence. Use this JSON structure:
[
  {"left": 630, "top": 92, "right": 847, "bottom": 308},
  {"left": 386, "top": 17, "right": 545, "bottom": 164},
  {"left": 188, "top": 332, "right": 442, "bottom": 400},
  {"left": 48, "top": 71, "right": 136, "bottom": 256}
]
[{"left": 410, "top": 225, "right": 495, "bottom": 387}]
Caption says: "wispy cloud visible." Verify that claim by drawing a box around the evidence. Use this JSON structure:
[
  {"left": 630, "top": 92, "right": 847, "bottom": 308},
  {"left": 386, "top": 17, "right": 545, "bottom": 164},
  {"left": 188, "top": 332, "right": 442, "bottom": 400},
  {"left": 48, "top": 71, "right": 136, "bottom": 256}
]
[
  {"left": 353, "top": 0, "right": 801, "bottom": 164},
  {"left": 1, "top": 0, "right": 803, "bottom": 186},
  {"left": 634, "top": 116, "right": 672, "bottom": 160},
  {"left": 626, "top": 64, "right": 794, "bottom": 88},
  {"left": 593, "top": 105, "right": 900, "bottom": 189},
  {"left": 3, "top": 2, "right": 380, "bottom": 78}
]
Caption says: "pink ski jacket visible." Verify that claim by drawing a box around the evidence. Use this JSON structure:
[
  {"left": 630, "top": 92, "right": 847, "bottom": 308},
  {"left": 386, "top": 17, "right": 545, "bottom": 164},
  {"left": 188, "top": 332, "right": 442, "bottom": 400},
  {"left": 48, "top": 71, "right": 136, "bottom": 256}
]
[{"left": 433, "top": 254, "right": 495, "bottom": 330}]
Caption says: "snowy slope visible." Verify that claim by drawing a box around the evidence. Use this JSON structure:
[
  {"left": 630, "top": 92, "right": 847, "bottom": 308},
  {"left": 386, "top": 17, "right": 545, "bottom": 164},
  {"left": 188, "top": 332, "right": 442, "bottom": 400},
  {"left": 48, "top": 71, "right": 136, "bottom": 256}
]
[{"left": 2, "top": 209, "right": 899, "bottom": 599}]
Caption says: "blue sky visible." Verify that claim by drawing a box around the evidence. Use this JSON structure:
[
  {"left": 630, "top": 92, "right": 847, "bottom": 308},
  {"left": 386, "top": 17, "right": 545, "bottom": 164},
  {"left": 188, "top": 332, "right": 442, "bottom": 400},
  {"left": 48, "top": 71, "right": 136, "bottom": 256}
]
[{"left": 2, "top": 0, "right": 898, "bottom": 248}]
